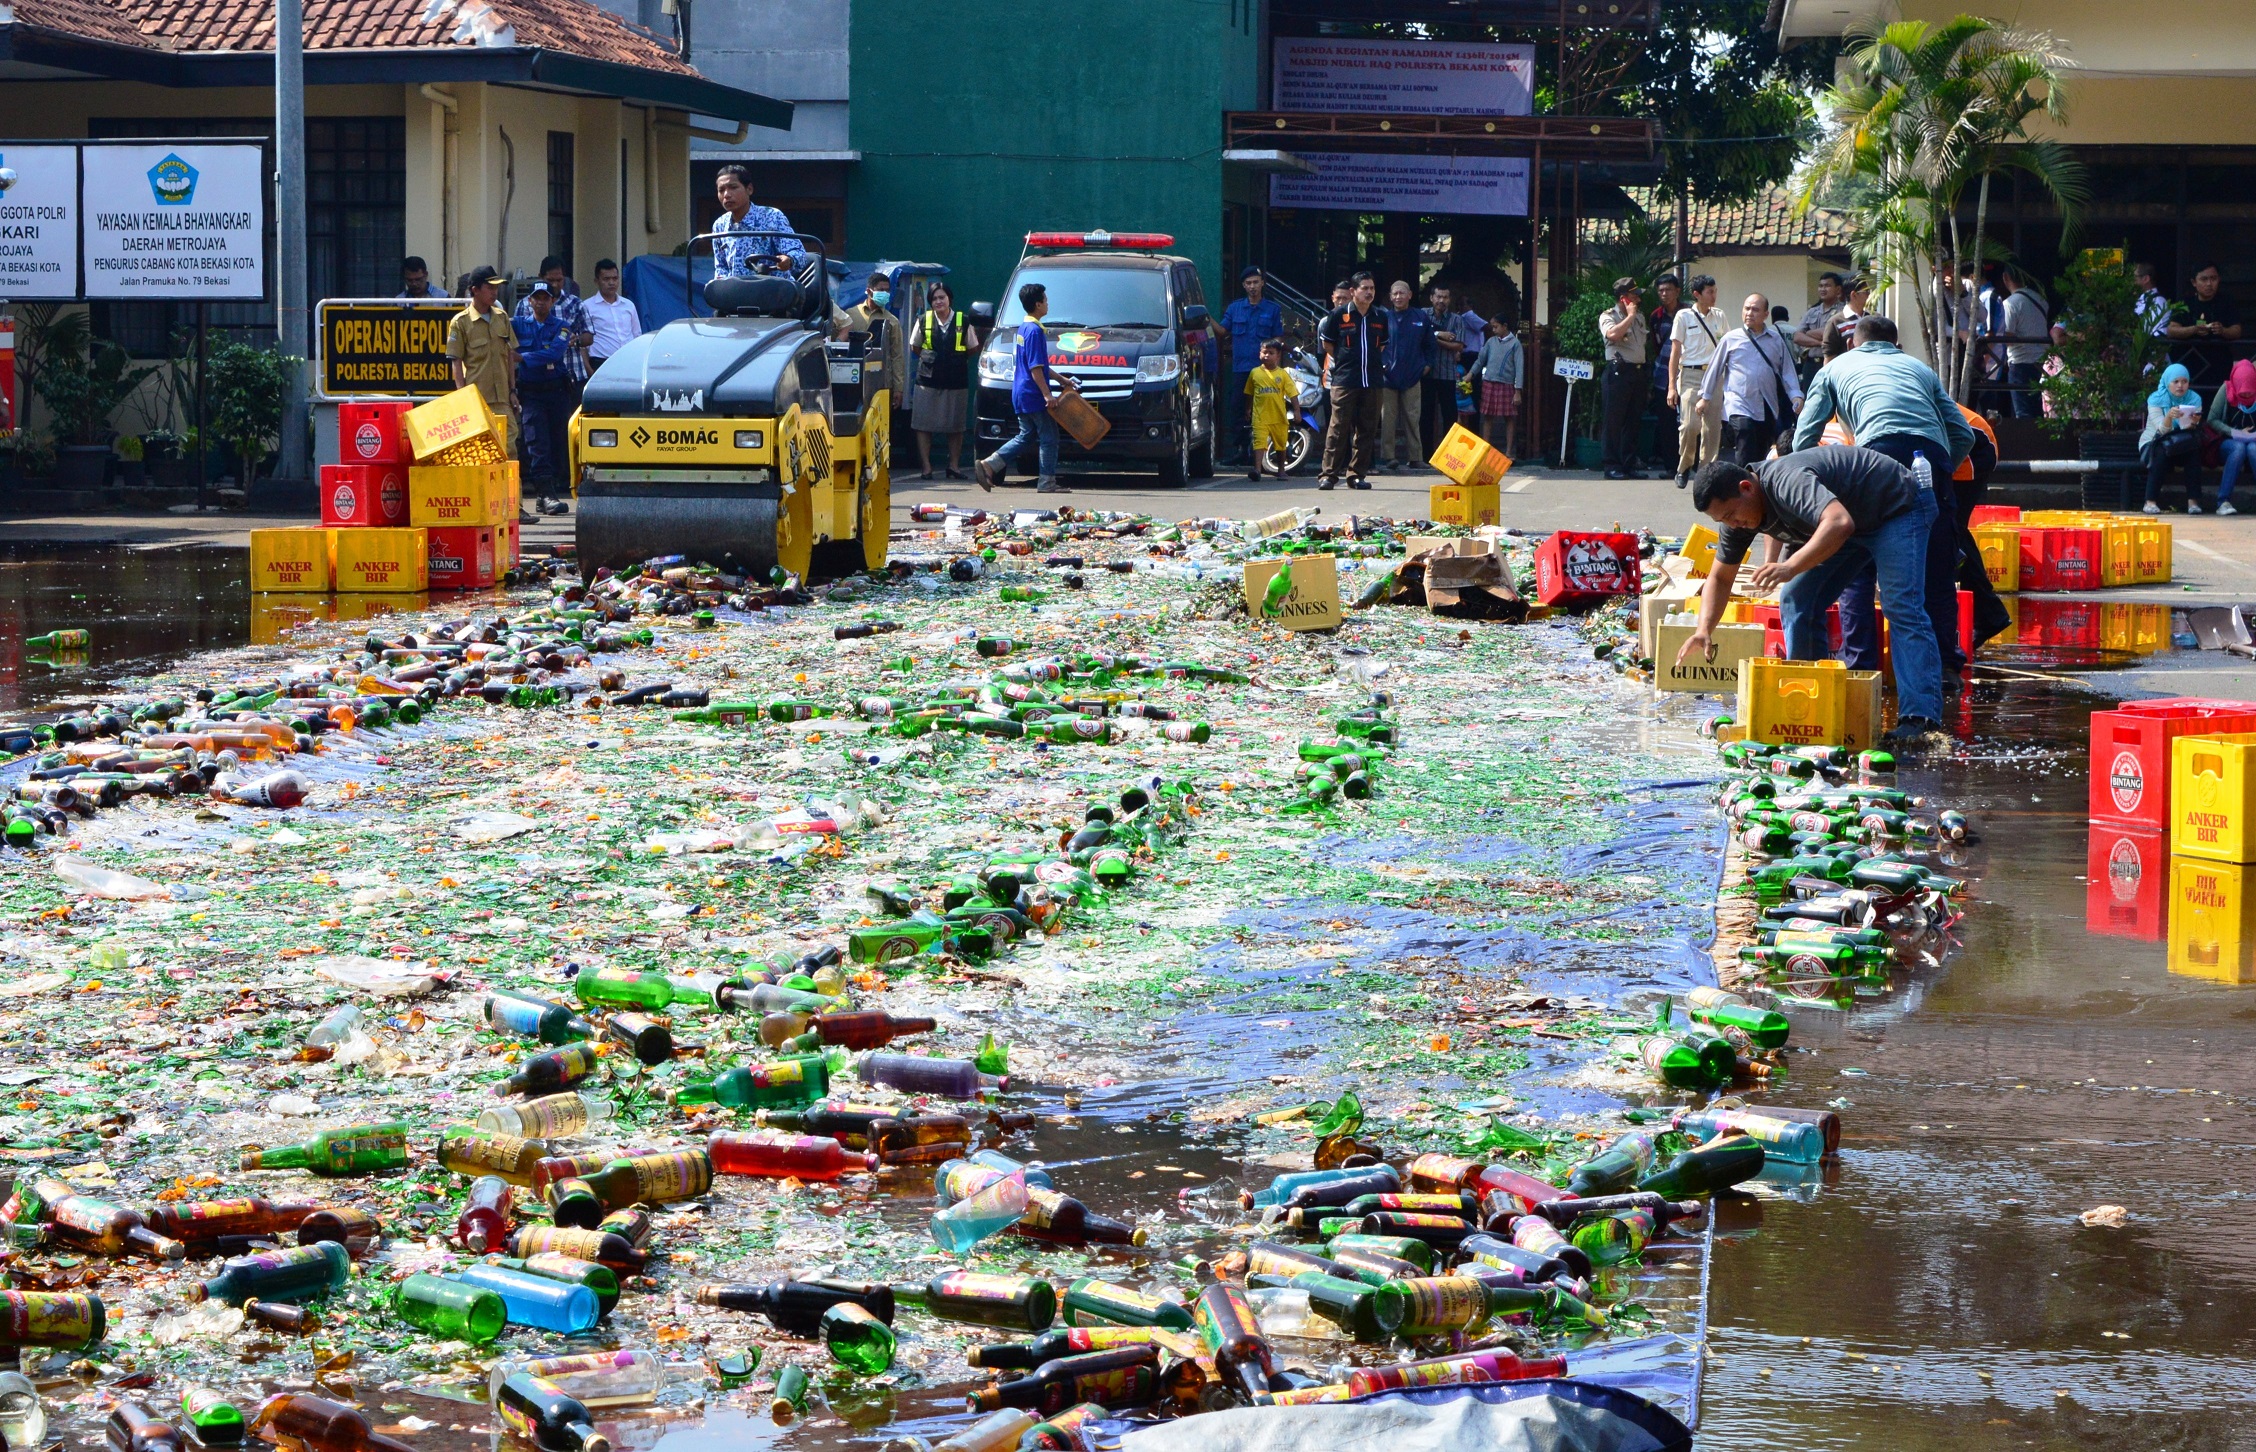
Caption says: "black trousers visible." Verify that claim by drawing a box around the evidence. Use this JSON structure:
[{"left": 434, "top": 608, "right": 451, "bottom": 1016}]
[
  {"left": 1954, "top": 435, "right": 2012, "bottom": 642},
  {"left": 1722, "top": 414, "right": 1780, "bottom": 466},
  {"left": 519, "top": 382, "right": 575, "bottom": 496},
  {"left": 2140, "top": 431, "right": 2204, "bottom": 508},
  {"left": 1601, "top": 359, "right": 1644, "bottom": 470}
]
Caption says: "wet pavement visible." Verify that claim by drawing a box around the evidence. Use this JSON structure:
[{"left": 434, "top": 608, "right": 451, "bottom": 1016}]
[{"left": 6, "top": 542, "right": 2256, "bottom": 1450}]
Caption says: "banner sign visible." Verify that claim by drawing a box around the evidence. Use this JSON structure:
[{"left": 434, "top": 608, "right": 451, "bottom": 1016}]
[
  {"left": 0, "top": 145, "right": 81, "bottom": 299},
  {"left": 1272, "top": 39, "right": 1535, "bottom": 117},
  {"left": 317, "top": 299, "right": 461, "bottom": 397},
  {"left": 82, "top": 143, "right": 266, "bottom": 299},
  {"left": 1271, "top": 153, "right": 1530, "bottom": 217}
]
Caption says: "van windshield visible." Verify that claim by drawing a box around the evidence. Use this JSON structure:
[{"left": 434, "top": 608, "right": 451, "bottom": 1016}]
[{"left": 997, "top": 268, "right": 1171, "bottom": 330}]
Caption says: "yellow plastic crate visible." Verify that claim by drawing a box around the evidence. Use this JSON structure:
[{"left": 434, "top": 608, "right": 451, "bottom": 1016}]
[
  {"left": 1682, "top": 523, "right": 1719, "bottom": 577},
  {"left": 1427, "top": 423, "right": 1511, "bottom": 491},
  {"left": 248, "top": 528, "right": 334, "bottom": 593},
  {"left": 2169, "top": 858, "right": 2256, "bottom": 984},
  {"left": 409, "top": 463, "right": 510, "bottom": 528},
  {"left": 1842, "top": 670, "right": 1884, "bottom": 751},
  {"left": 1429, "top": 481, "right": 1501, "bottom": 528},
  {"left": 2132, "top": 520, "right": 2173, "bottom": 583},
  {"left": 2172, "top": 732, "right": 2256, "bottom": 863},
  {"left": 2100, "top": 601, "right": 2170, "bottom": 655},
  {"left": 403, "top": 384, "right": 504, "bottom": 462},
  {"left": 1971, "top": 524, "right": 2020, "bottom": 592},
  {"left": 1735, "top": 656, "right": 1850, "bottom": 748},
  {"left": 329, "top": 526, "right": 429, "bottom": 594}
]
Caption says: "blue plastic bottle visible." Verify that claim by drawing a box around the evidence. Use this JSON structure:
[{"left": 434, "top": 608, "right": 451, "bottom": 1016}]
[{"left": 450, "top": 1263, "right": 601, "bottom": 1333}]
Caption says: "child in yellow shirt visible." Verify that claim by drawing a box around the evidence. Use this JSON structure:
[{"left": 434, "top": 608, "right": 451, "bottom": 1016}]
[{"left": 1243, "top": 338, "right": 1300, "bottom": 481}]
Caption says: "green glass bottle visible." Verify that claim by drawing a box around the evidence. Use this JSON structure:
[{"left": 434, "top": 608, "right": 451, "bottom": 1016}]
[
  {"left": 672, "top": 1057, "right": 828, "bottom": 1111},
  {"left": 765, "top": 699, "right": 839, "bottom": 722},
  {"left": 891, "top": 1271, "right": 1056, "bottom": 1331},
  {"left": 393, "top": 1273, "right": 505, "bottom": 1345},
  {"left": 180, "top": 1389, "right": 244, "bottom": 1446},
  {"left": 1245, "top": 1271, "right": 1404, "bottom": 1342},
  {"left": 1060, "top": 1278, "right": 1192, "bottom": 1331},
  {"left": 1037, "top": 717, "right": 1110, "bottom": 745},
  {"left": 671, "top": 702, "right": 765, "bottom": 725},
  {"left": 1260, "top": 561, "right": 1294, "bottom": 617},
  {"left": 1683, "top": 987, "right": 1789, "bottom": 1049},
  {"left": 1631, "top": 1032, "right": 1728, "bottom": 1089},
  {"left": 822, "top": 1302, "right": 897, "bottom": 1374},
  {"left": 847, "top": 912, "right": 949, "bottom": 964},
  {"left": 1743, "top": 942, "right": 1888, "bottom": 974},
  {"left": 1636, "top": 1138, "right": 1766, "bottom": 1198},
  {"left": 572, "top": 967, "right": 724, "bottom": 1012},
  {"left": 26, "top": 630, "right": 90, "bottom": 651},
  {"left": 1564, "top": 1132, "right": 1656, "bottom": 1197},
  {"left": 238, "top": 1122, "right": 408, "bottom": 1176}
]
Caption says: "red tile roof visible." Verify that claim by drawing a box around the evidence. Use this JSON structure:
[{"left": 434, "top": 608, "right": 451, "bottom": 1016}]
[
  {"left": 1626, "top": 184, "right": 1855, "bottom": 254},
  {"left": 9, "top": 0, "right": 696, "bottom": 75}
]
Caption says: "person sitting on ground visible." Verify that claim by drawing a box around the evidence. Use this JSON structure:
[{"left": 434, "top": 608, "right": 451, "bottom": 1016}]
[
  {"left": 2207, "top": 359, "right": 2256, "bottom": 518},
  {"left": 1678, "top": 451, "right": 1949, "bottom": 749},
  {"left": 2138, "top": 362, "right": 2207, "bottom": 515}
]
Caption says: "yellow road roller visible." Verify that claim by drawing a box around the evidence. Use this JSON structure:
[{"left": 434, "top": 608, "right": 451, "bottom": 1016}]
[{"left": 569, "top": 237, "right": 890, "bottom": 578}]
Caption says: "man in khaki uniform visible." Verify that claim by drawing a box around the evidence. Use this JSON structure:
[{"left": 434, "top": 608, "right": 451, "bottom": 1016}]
[
  {"left": 447, "top": 264, "right": 519, "bottom": 461},
  {"left": 838, "top": 272, "right": 904, "bottom": 404}
]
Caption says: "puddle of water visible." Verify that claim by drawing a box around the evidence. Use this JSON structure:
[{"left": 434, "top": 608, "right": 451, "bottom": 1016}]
[
  {"left": 1699, "top": 677, "right": 2256, "bottom": 1451},
  {"left": 0, "top": 546, "right": 256, "bottom": 713}
]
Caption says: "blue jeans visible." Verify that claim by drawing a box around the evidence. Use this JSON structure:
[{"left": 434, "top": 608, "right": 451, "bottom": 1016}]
[
  {"left": 1837, "top": 436, "right": 1964, "bottom": 675},
  {"left": 1780, "top": 487, "right": 1945, "bottom": 723},
  {"left": 991, "top": 408, "right": 1059, "bottom": 481},
  {"left": 2007, "top": 359, "right": 2044, "bottom": 418},
  {"left": 2220, "top": 437, "right": 2255, "bottom": 505}
]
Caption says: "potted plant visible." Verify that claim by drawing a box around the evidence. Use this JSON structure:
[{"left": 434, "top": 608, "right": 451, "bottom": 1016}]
[
  {"left": 32, "top": 311, "right": 156, "bottom": 491},
  {"left": 207, "top": 342, "right": 298, "bottom": 486},
  {"left": 115, "top": 432, "right": 146, "bottom": 488},
  {"left": 139, "top": 428, "right": 191, "bottom": 491},
  {"left": 2040, "top": 249, "right": 2171, "bottom": 508}
]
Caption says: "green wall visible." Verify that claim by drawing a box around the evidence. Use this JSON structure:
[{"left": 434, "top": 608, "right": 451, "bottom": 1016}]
[{"left": 849, "top": 0, "right": 1258, "bottom": 311}]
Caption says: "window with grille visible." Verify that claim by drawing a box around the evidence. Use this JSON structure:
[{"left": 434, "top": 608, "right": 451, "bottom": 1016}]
[{"left": 548, "top": 132, "right": 575, "bottom": 279}]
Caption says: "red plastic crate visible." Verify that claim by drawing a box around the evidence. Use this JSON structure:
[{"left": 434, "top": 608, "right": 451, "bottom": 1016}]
[
  {"left": 338, "top": 400, "right": 413, "bottom": 464},
  {"left": 426, "top": 525, "right": 499, "bottom": 590},
  {"left": 2019, "top": 596, "right": 2102, "bottom": 653},
  {"left": 319, "top": 463, "right": 410, "bottom": 528},
  {"left": 1968, "top": 504, "right": 2021, "bottom": 527},
  {"left": 2018, "top": 526, "right": 2104, "bottom": 592},
  {"left": 1534, "top": 531, "right": 1641, "bottom": 606},
  {"left": 2086, "top": 825, "right": 2166, "bottom": 941},
  {"left": 2089, "top": 700, "right": 2256, "bottom": 828}
]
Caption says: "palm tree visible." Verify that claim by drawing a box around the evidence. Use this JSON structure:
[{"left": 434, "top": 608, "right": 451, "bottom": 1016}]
[{"left": 1798, "top": 16, "right": 2086, "bottom": 400}]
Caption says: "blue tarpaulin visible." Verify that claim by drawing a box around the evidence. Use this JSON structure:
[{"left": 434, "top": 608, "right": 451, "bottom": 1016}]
[{"left": 618, "top": 255, "right": 948, "bottom": 332}]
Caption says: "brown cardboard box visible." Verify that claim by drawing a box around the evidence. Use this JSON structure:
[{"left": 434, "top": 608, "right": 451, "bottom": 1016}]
[
  {"left": 1243, "top": 554, "right": 1342, "bottom": 631},
  {"left": 1654, "top": 621, "right": 1768, "bottom": 694}
]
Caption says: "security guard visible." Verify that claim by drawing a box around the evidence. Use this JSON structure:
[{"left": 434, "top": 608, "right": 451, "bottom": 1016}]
[{"left": 446, "top": 264, "right": 520, "bottom": 473}]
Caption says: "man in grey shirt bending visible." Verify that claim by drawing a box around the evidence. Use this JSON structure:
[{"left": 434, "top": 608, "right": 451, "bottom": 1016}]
[{"left": 1676, "top": 448, "right": 1947, "bottom": 747}]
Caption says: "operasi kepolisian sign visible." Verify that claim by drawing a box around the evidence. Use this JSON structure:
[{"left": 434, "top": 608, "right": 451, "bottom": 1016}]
[
  {"left": 83, "top": 143, "right": 266, "bottom": 299},
  {"left": 318, "top": 299, "right": 460, "bottom": 396},
  {"left": 0, "top": 145, "right": 81, "bottom": 298}
]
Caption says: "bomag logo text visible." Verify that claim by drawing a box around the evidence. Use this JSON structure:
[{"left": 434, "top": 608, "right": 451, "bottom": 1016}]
[{"left": 652, "top": 428, "right": 720, "bottom": 446}]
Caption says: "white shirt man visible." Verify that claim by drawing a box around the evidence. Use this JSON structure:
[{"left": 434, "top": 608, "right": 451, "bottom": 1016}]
[
  {"left": 581, "top": 261, "right": 643, "bottom": 368},
  {"left": 1698, "top": 293, "right": 1803, "bottom": 464},
  {"left": 1666, "top": 276, "right": 1726, "bottom": 486}
]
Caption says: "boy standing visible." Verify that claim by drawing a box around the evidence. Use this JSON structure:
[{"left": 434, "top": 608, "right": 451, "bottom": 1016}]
[{"left": 1244, "top": 339, "right": 1298, "bottom": 481}]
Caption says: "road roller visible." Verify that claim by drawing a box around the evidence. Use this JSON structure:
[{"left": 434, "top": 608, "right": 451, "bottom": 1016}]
[{"left": 569, "top": 235, "right": 890, "bottom": 579}]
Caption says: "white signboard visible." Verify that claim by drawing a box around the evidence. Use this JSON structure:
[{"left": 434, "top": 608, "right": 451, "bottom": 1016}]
[
  {"left": 1554, "top": 358, "right": 1596, "bottom": 381},
  {"left": 1271, "top": 153, "right": 1530, "bottom": 217},
  {"left": 82, "top": 143, "right": 265, "bottom": 299},
  {"left": 1274, "top": 38, "right": 1535, "bottom": 117},
  {"left": 0, "top": 146, "right": 80, "bottom": 299}
]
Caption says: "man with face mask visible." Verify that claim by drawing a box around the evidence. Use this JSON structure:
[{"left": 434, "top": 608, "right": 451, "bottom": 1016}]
[{"left": 841, "top": 270, "right": 907, "bottom": 404}]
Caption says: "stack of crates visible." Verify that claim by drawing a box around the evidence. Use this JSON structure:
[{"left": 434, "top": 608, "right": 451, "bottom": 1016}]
[
  {"left": 2166, "top": 723, "right": 2256, "bottom": 983},
  {"left": 401, "top": 385, "right": 521, "bottom": 590},
  {"left": 325, "top": 399, "right": 425, "bottom": 593},
  {"left": 1972, "top": 506, "right": 2171, "bottom": 592}
]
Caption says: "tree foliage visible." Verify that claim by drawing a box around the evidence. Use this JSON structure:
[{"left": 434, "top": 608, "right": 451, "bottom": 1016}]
[{"left": 2040, "top": 251, "right": 2175, "bottom": 433}]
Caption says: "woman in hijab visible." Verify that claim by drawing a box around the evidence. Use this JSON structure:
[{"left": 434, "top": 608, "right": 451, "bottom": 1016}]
[
  {"left": 2139, "top": 362, "right": 2207, "bottom": 514},
  {"left": 2206, "top": 359, "right": 2256, "bottom": 517}
]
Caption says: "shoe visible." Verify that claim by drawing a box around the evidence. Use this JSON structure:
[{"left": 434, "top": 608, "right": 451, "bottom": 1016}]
[
  {"left": 2142, "top": 501, "right": 2162, "bottom": 514},
  {"left": 1036, "top": 479, "right": 1072, "bottom": 493},
  {"left": 944, "top": 468, "right": 967, "bottom": 481},
  {"left": 973, "top": 458, "right": 998, "bottom": 493},
  {"left": 919, "top": 469, "right": 936, "bottom": 481},
  {"left": 1318, "top": 477, "right": 1337, "bottom": 491},
  {"left": 541, "top": 498, "right": 570, "bottom": 516},
  {"left": 1247, "top": 470, "right": 1263, "bottom": 482},
  {"left": 1605, "top": 469, "right": 1628, "bottom": 480},
  {"left": 2221, "top": 502, "right": 2240, "bottom": 516},
  {"left": 1349, "top": 476, "right": 1371, "bottom": 490},
  {"left": 2189, "top": 500, "right": 2205, "bottom": 515},
  {"left": 1674, "top": 473, "right": 1689, "bottom": 490},
  {"left": 1880, "top": 716, "right": 1950, "bottom": 750},
  {"left": 518, "top": 509, "right": 539, "bottom": 525}
]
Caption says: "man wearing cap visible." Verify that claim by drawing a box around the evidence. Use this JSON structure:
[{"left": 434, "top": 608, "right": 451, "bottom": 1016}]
[
  {"left": 513, "top": 281, "right": 575, "bottom": 517},
  {"left": 447, "top": 264, "right": 519, "bottom": 470},
  {"left": 1598, "top": 277, "right": 1650, "bottom": 479},
  {"left": 1214, "top": 266, "right": 1282, "bottom": 465}
]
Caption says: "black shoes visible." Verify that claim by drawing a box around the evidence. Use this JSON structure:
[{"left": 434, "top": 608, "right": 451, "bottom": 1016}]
[{"left": 1881, "top": 716, "right": 1950, "bottom": 750}]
